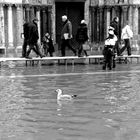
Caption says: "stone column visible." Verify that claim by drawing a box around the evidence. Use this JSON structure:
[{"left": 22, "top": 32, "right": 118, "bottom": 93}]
[
  {"left": 90, "top": 7, "right": 95, "bottom": 42},
  {"left": 114, "top": 6, "right": 119, "bottom": 17},
  {"left": 97, "top": 8, "right": 100, "bottom": 43},
  {"left": 103, "top": 6, "right": 108, "bottom": 40},
  {"left": 36, "top": 7, "right": 41, "bottom": 42},
  {"left": 48, "top": 6, "right": 52, "bottom": 35},
  {"left": 8, "top": 5, "right": 13, "bottom": 47},
  {"left": 132, "top": 5, "right": 139, "bottom": 50},
  {"left": 25, "top": 6, "right": 30, "bottom": 22},
  {"left": 106, "top": 6, "right": 111, "bottom": 37},
  {"left": 128, "top": 6, "right": 133, "bottom": 28},
  {"left": 112, "top": 6, "right": 116, "bottom": 18},
  {"left": 42, "top": 8, "right": 47, "bottom": 36},
  {"left": 122, "top": 6, "right": 128, "bottom": 26},
  {"left": 99, "top": 7, "right": 103, "bottom": 42},
  {"left": 52, "top": 4, "right": 55, "bottom": 43},
  {"left": 84, "top": 0, "right": 90, "bottom": 42},
  {"left": 30, "top": 6, "right": 34, "bottom": 21},
  {"left": 16, "top": 5, "right": 23, "bottom": 47},
  {"left": 132, "top": 5, "right": 138, "bottom": 35},
  {"left": 0, "top": 4, "right": 5, "bottom": 47}
]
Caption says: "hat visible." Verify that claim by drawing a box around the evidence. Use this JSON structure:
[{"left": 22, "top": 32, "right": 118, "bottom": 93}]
[
  {"left": 45, "top": 33, "right": 49, "bottom": 36},
  {"left": 81, "top": 20, "right": 86, "bottom": 24},
  {"left": 62, "top": 15, "right": 67, "bottom": 20},
  {"left": 108, "top": 30, "right": 114, "bottom": 35},
  {"left": 108, "top": 26, "right": 115, "bottom": 30}
]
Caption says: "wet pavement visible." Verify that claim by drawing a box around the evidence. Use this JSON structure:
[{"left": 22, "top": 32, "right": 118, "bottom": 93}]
[{"left": 1, "top": 60, "right": 140, "bottom": 139}]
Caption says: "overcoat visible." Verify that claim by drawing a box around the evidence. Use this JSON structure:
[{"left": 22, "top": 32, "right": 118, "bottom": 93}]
[
  {"left": 76, "top": 23, "right": 88, "bottom": 43},
  {"left": 27, "top": 22, "right": 39, "bottom": 44},
  {"left": 61, "top": 20, "right": 72, "bottom": 39}
]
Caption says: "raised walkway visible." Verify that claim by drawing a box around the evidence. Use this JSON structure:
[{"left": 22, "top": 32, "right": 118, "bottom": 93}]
[{"left": 0, "top": 54, "right": 140, "bottom": 66}]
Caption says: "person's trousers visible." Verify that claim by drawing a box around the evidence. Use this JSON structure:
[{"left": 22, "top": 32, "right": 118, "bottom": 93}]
[
  {"left": 22, "top": 39, "right": 28, "bottom": 57},
  {"left": 115, "top": 40, "right": 120, "bottom": 56},
  {"left": 43, "top": 47, "right": 53, "bottom": 57},
  {"left": 103, "top": 49, "right": 116, "bottom": 70},
  {"left": 61, "top": 39, "right": 76, "bottom": 56},
  {"left": 120, "top": 39, "right": 131, "bottom": 55},
  {"left": 34, "top": 42, "right": 43, "bottom": 56},
  {"left": 26, "top": 42, "right": 42, "bottom": 57},
  {"left": 78, "top": 43, "right": 88, "bottom": 56}
]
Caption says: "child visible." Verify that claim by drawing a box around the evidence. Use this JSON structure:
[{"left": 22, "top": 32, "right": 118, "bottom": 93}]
[
  {"left": 102, "top": 26, "right": 117, "bottom": 70},
  {"left": 42, "top": 33, "right": 55, "bottom": 57}
]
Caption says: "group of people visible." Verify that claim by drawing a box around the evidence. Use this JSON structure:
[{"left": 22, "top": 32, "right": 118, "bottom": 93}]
[
  {"left": 21, "top": 15, "right": 133, "bottom": 70},
  {"left": 60, "top": 15, "right": 89, "bottom": 57},
  {"left": 21, "top": 15, "right": 89, "bottom": 58},
  {"left": 102, "top": 16, "right": 133, "bottom": 70},
  {"left": 22, "top": 18, "right": 55, "bottom": 59}
]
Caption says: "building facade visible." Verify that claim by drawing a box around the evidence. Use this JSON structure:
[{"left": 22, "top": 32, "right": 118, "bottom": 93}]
[{"left": 0, "top": 0, "right": 140, "bottom": 52}]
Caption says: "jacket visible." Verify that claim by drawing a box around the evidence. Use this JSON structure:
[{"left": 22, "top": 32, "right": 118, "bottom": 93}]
[
  {"left": 27, "top": 22, "right": 39, "bottom": 44},
  {"left": 76, "top": 23, "right": 88, "bottom": 43},
  {"left": 121, "top": 25, "right": 133, "bottom": 40},
  {"left": 61, "top": 20, "right": 72, "bottom": 39},
  {"left": 23, "top": 22, "right": 29, "bottom": 39},
  {"left": 110, "top": 20, "right": 119, "bottom": 36}
]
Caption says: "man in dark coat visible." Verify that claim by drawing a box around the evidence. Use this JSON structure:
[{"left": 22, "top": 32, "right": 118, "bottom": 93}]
[
  {"left": 110, "top": 17, "right": 120, "bottom": 56},
  {"left": 26, "top": 18, "right": 43, "bottom": 59},
  {"left": 60, "top": 15, "right": 76, "bottom": 56},
  {"left": 21, "top": 21, "right": 29, "bottom": 57},
  {"left": 76, "top": 20, "right": 89, "bottom": 57}
]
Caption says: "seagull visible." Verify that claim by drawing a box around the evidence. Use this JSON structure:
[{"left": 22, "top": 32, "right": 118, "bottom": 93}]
[{"left": 55, "top": 89, "right": 77, "bottom": 100}]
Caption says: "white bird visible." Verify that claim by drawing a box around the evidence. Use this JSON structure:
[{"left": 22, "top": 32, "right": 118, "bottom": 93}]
[{"left": 55, "top": 89, "right": 77, "bottom": 100}]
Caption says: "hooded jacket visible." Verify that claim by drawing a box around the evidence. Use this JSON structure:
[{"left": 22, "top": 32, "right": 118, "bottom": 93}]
[
  {"left": 27, "top": 21, "right": 39, "bottom": 44},
  {"left": 61, "top": 19, "right": 72, "bottom": 39},
  {"left": 76, "top": 23, "right": 88, "bottom": 43}
]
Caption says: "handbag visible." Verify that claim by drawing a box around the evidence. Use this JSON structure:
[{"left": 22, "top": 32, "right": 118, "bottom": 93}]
[
  {"left": 82, "top": 42, "right": 90, "bottom": 50},
  {"left": 64, "top": 33, "right": 69, "bottom": 40}
]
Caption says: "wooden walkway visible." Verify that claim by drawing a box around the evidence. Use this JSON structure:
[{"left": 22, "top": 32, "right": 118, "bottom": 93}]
[{"left": 0, "top": 55, "right": 140, "bottom": 66}]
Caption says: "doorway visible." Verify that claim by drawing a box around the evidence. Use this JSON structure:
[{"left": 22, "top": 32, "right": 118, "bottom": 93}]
[{"left": 55, "top": 2, "right": 84, "bottom": 49}]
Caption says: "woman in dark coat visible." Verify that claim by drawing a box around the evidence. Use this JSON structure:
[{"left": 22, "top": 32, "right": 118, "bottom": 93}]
[{"left": 76, "top": 20, "right": 89, "bottom": 57}]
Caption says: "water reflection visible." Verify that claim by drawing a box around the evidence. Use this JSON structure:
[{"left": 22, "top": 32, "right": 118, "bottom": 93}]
[{"left": 1, "top": 64, "right": 140, "bottom": 139}]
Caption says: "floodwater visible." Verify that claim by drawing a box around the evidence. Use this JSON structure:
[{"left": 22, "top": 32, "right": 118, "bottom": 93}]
[{"left": 1, "top": 62, "right": 140, "bottom": 140}]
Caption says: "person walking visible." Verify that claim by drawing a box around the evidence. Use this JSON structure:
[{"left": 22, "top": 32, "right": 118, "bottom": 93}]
[
  {"left": 120, "top": 21, "right": 133, "bottom": 56},
  {"left": 21, "top": 21, "right": 29, "bottom": 58},
  {"left": 76, "top": 20, "right": 89, "bottom": 57},
  {"left": 60, "top": 15, "right": 76, "bottom": 56},
  {"left": 110, "top": 17, "right": 120, "bottom": 56},
  {"left": 42, "top": 33, "right": 55, "bottom": 57},
  {"left": 26, "top": 18, "right": 44, "bottom": 59}
]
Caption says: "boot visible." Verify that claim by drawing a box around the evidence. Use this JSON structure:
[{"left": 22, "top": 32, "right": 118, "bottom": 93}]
[
  {"left": 25, "top": 50, "right": 32, "bottom": 59},
  {"left": 102, "top": 63, "right": 106, "bottom": 70}
]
